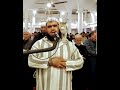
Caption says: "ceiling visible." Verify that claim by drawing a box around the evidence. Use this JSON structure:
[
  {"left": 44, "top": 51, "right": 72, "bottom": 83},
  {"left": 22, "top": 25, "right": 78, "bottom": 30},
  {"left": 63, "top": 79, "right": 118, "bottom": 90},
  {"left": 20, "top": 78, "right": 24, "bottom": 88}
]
[{"left": 23, "top": 0, "right": 97, "bottom": 26}]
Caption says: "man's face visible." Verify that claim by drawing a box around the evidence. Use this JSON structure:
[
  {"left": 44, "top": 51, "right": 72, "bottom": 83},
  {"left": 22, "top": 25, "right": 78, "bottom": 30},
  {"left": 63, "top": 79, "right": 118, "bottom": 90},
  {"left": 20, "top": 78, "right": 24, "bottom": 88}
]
[
  {"left": 91, "top": 32, "right": 97, "bottom": 41},
  {"left": 23, "top": 32, "right": 30, "bottom": 40},
  {"left": 75, "top": 35, "right": 83, "bottom": 45},
  {"left": 59, "top": 23, "right": 67, "bottom": 35},
  {"left": 41, "top": 26, "right": 46, "bottom": 33},
  {"left": 46, "top": 21, "right": 59, "bottom": 36}
]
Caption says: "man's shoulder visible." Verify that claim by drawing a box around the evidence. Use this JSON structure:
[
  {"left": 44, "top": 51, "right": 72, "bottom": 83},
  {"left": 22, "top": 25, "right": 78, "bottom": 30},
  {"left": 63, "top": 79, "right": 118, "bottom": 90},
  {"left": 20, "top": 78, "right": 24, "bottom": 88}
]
[
  {"left": 80, "top": 45, "right": 87, "bottom": 49},
  {"left": 83, "top": 39, "right": 91, "bottom": 44},
  {"left": 33, "top": 37, "right": 44, "bottom": 44}
]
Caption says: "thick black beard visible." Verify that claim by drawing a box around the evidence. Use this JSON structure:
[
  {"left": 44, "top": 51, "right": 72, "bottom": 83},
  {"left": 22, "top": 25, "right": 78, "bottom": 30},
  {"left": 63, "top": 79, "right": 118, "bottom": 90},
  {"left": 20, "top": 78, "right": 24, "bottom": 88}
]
[
  {"left": 46, "top": 33, "right": 55, "bottom": 41},
  {"left": 46, "top": 30, "right": 62, "bottom": 42}
]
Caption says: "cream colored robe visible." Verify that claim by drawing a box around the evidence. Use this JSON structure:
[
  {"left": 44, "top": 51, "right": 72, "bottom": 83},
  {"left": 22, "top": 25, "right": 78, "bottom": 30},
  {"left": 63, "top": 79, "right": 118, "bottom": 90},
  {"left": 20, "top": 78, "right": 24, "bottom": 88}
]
[{"left": 28, "top": 37, "right": 84, "bottom": 90}]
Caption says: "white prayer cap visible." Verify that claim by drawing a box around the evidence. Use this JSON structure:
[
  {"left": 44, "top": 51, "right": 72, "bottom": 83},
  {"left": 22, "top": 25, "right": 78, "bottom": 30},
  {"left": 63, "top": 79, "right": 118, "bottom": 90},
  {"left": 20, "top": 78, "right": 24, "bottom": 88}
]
[
  {"left": 41, "top": 22, "right": 46, "bottom": 27},
  {"left": 46, "top": 17, "right": 60, "bottom": 24}
]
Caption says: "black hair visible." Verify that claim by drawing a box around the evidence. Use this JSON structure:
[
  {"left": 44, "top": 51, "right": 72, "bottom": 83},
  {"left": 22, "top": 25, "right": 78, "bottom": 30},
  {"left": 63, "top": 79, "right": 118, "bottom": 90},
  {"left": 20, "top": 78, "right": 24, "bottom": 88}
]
[{"left": 88, "top": 30, "right": 96, "bottom": 37}]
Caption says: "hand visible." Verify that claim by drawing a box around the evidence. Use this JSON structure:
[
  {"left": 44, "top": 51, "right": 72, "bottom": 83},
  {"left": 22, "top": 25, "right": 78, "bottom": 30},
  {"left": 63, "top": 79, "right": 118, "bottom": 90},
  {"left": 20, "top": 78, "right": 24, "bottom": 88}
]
[{"left": 50, "top": 57, "right": 66, "bottom": 68}]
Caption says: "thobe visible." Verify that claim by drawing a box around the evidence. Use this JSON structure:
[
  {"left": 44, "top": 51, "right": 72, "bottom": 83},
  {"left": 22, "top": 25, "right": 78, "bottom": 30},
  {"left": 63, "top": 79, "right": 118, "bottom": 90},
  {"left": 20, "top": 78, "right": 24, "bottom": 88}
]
[{"left": 28, "top": 37, "right": 84, "bottom": 90}]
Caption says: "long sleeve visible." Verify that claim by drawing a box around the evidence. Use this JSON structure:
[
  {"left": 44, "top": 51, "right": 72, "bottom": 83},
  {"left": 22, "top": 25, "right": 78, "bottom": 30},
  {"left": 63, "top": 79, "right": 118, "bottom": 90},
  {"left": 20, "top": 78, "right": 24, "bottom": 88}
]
[
  {"left": 28, "top": 39, "right": 49, "bottom": 69},
  {"left": 28, "top": 55, "right": 49, "bottom": 69},
  {"left": 66, "top": 45, "right": 84, "bottom": 71}
]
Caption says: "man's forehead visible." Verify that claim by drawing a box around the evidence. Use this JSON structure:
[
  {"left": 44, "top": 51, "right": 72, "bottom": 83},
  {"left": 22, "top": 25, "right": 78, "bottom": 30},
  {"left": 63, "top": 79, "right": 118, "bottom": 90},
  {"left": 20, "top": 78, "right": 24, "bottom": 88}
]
[
  {"left": 23, "top": 32, "right": 30, "bottom": 34},
  {"left": 75, "top": 34, "right": 82, "bottom": 38},
  {"left": 47, "top": 21, "right": 59, "bottom": 25}
]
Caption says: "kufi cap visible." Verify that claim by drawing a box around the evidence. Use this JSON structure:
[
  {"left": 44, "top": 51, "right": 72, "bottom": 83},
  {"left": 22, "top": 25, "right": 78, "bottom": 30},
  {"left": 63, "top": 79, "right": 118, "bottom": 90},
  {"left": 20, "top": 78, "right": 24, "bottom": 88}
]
[{"left": 46, "top": 17, "right": 59, "bottom": 24}]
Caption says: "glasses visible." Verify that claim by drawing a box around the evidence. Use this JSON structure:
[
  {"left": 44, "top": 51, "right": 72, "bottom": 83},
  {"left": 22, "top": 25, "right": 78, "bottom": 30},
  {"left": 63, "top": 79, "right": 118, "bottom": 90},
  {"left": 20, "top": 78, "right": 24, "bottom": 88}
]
[{"left": 47, "top": 24, "right": 58, "bottom": 28}]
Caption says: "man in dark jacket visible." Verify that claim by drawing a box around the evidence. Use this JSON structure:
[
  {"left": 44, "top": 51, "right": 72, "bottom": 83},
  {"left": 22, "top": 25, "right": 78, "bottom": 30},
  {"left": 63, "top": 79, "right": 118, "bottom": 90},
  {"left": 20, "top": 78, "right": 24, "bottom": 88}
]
[
  {"left": 32, "top": 22, "right": 47, "bottom": 44},
  {"left": 23, "top": 31, "right": 36, "bottom": 90},
  {"left": 72, "top": 34, "right": 89, "bottom": 90},
  {"left": 83, "top": 30, "right": 97, "bottom": 90}
]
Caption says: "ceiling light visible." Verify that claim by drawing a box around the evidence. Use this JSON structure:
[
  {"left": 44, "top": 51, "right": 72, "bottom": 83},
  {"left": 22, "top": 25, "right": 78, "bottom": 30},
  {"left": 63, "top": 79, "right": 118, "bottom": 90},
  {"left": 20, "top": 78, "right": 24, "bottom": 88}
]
[
  {"left": 61, "top": 11, "right": 65, "bottom": 15},
  {"left": 47, "top": 3, "right": 51, "bottom": 7}
]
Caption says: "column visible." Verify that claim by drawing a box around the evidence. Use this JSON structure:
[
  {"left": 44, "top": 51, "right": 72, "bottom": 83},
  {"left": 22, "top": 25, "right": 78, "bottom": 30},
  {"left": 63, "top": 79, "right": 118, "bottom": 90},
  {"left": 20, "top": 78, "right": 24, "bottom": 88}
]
[
  {"left": 77, "top": 0, "right": 84, "bottom": 33},
  {"left": 84, "top": 10, "right": 87, "bottom": 33},
  {"left": 67, "top": 11, "right": 72, "bottom": 34},
  {"left": 24, "top": 10, "right": 29, "bottom": 31},
  {"left": 32, "top": 10, "right": 37, "bottom": 33},
  {"left": 66, "top": 0, "right": 73, "bottom": 34}
]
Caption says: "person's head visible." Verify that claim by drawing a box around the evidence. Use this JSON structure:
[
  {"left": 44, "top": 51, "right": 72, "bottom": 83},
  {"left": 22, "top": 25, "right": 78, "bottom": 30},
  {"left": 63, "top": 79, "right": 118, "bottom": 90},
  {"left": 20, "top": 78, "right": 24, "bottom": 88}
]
[
  {"left": 33, "top": 31, "right": 38, "bottom": 37},
  {"left": 59, "top": 22, "right": 68, "bottom": 35},
  {"left": 81, "top": 31, "right": 85, "bottom": 37},
  {"left": 23, "top": 31, "right": 31, "bottom": 40},
  {"left": 59, "top": 22, "right": 68, "bottom": 39},
  {"left": 40, "top": 22, "right": 46, "bottom": 33},
  {"left": 46, "top": 17, "right": 61, "bottom": 41},
  {"left": 89, "top": 30, "right": 97, "bottom": 42},
  {"left": 74, "top": 34, "right": 83, "bottom": 45}
]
